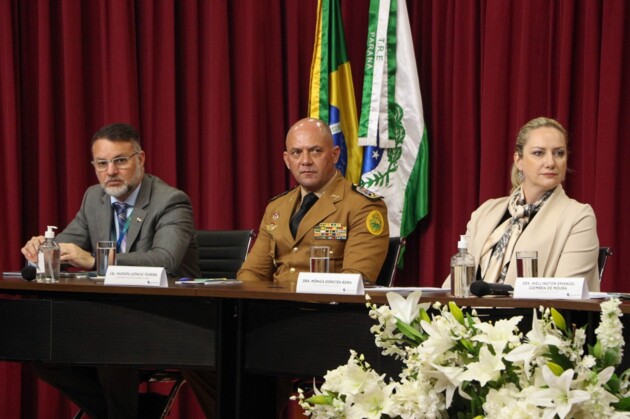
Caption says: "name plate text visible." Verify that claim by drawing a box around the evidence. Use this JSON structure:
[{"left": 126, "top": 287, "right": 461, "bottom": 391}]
[
  {"left": 513, "top": 277, "right": 588, "bottom": 299},
  {"left": 105, "top": 266, "right": 168, "bottom": 287},
  {"left": 296, "top": 272, "right": 364, "bottom": 295}
]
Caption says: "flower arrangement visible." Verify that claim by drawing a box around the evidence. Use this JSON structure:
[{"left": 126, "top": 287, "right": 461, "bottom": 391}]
[{"left": 294, "top": 292, "right": 630, "bottom": 418}]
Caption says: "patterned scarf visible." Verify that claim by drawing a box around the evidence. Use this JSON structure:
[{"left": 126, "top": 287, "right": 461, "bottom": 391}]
[{"left": 479, "top": 187, "right": 553, "bottom": 283}]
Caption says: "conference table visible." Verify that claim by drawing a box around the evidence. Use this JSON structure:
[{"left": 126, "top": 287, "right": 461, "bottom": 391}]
[{"left": 0, "top": 276, "right": 628, "bottom": 417}]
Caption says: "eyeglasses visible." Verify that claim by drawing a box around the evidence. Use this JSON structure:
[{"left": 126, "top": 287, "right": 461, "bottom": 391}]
[{"left": 91, "top": 152, "right": 139, "bottom": 171}]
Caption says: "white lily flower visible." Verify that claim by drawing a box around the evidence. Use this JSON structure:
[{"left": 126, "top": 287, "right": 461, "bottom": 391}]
[
  {"left": 528, "top": 366, "right": 590, "bottom": 419},
  {"left": 297, "top": 299, "right": 628, "bottom": 418},
  {"left": 427, "top": 363, "right": 465, "bottom": 407},
  {"left": 385, "top": 290, "right": 422, "bottom": 324},
  {"left": 420, "top": 319, "right": 456, "bottom": 357},
  {"left": 505, "top": 309, "right": 564, "bottom": 376},
  {"left": 458, "top": 346, "right": 505, "bottom": 387},
  {"left": 347, "top": 381, "right": 396, "bottom": 419},
  {"left": 472, "top": 316, "right": 523, "bottom": 354}
]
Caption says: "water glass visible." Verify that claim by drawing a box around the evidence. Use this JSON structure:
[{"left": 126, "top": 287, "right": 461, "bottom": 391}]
[
  {"left": 516, "top": 251, "right": 538, "bottom": 278},
  {"left": 96, "top": 241, "right": 117, "bottom": 277},
  {"left": 310, "top": 246, "right": 330, "bottom": 273}
]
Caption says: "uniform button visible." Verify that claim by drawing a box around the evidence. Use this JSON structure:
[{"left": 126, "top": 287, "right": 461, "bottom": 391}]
[
  {"left": 292, "top": 247, "right": 298, "bottom": 253},
  {"left": 289, "top": 267, "right": 296, "bottom": 273}
]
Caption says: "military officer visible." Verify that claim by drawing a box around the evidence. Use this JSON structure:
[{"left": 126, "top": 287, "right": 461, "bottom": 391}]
[{"left": 238, "top": 117, "right": 389, "bottom": 283}]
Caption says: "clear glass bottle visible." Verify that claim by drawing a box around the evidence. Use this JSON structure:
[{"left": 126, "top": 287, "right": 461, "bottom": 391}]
[
  {"left": 450, "top": 235, "right": 475, "bottom": 297},
  {"left": 37, "top": 226, "right": 60, "bottom": 282}
]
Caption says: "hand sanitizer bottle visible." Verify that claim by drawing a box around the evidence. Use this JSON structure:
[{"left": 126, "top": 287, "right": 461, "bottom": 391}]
[
  {"left": 38, "top": 226, "right": 60, "bottom": 282},
  {"left": 450, "top": 235, "right": 475, "bottom": 297}
]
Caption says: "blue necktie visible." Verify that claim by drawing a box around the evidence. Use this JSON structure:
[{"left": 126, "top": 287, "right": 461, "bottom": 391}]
[{"left": 112, "top": 202, "right": 129, "bottom": 252}]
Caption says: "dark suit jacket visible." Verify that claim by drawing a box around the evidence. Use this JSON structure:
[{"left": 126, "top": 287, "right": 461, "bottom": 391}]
[{"left": 57, "top": 174, "right": 200, "bottom": 278}]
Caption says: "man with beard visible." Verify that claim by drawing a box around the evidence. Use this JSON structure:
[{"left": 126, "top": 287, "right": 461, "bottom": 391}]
[{"left": 21, "top": 122, "right": 200, "bottom": 419}]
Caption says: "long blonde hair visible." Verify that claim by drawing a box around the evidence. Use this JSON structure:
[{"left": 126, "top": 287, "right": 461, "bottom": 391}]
[{"left": 510, "top": 117, "right": 568, "bottom": 192}]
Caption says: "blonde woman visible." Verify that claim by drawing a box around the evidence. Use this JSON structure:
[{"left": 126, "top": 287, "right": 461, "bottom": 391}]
[{"left": 453, "top": 117, "right": 599, "bottom": 291}]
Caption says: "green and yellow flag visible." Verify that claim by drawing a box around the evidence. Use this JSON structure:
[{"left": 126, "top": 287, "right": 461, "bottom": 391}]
[{"left": 309, "top": 0, "right": 362, "bottom": 183}]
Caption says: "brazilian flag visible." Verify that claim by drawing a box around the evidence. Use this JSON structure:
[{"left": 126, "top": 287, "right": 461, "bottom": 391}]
[{"left": 308, "top": 0, "right": 362, "bottom": 183}]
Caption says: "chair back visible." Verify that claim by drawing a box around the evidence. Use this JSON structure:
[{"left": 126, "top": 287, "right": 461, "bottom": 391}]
[
  {"left": 196, "top": 229, "right": 254, "bottom": 278},
  {"left": 376, "top": 237, "right": 406, "bottom": 287},
  {"left": 598, "top": 246, "right": 613, "bottom": 281}
]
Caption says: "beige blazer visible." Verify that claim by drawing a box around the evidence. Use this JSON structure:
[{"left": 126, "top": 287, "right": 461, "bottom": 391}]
[{"left": 455, "top": 185, "right": 600, "bottom": 291}]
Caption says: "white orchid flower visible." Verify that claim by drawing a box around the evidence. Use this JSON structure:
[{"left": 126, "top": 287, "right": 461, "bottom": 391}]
[{"left": 386, "top": 290, "right": 422, "bottom": 325}]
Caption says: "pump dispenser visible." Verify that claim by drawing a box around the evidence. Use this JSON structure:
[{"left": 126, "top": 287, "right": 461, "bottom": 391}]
[
  {"left": 38, "top": 226, "right": 60, "bottom": 281},
  {"left": 450, "top": 235, "right": 475, "bottom": 297}
]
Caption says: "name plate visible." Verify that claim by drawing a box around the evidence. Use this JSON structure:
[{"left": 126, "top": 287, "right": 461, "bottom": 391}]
[
  {"left": 296, "top": 272, "right": 364, "bottom": 295},
  {"left": 513, "top": 277, "right": 588, "bottom": 299},
  {"left": 105, "top": 266, "right": 168, "bottom": 287}
]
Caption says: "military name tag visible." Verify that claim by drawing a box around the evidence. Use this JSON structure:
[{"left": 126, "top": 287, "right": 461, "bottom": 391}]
[{"left": 314, "top": 223, "right": 347, "bottom": 240}]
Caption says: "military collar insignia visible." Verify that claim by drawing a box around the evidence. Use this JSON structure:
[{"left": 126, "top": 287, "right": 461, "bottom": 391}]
[{"left": 352, "top": 184, "right": 382, "bottom": 200}]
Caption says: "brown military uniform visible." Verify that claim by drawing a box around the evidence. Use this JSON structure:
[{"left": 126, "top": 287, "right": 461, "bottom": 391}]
[{"left": 238, "top": 173, "right": 389, "bottom": 283}]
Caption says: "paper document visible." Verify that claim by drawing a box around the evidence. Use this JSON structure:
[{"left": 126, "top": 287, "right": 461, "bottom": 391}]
[
  {"left": 175, "top": 278, "right": 242, "bottom": 285},
  {"left": 590, "top": 292, "right": 630, "bottom": 300},
  {"left": 366, "top": 287, "right": 449, "bottom": 293}
]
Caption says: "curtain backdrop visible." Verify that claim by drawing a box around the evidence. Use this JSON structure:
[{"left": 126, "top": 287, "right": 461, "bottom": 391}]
[{"left": 1, "top": 0, "right": 628, "bottom": 417}]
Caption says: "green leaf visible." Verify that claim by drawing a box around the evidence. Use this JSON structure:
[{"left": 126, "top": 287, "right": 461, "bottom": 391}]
[
  {"left": 613, "top": 396, "right": 630, "bottom": 411},
  {"left": 607, "top": 373, "right": 621, "bottom": 394},
  {"left": 449, "top": 301, "right": 465, "bottom": 324},
  {"left": 396, "top": 318, "right": 424, "bottom": 343},
  {"left": 548, "top": 345, "right": 573, "bottom": 371},
  {"left": 593, "top": 340, "right": 603, "bottom": 358},
  {"left": 550, "top": 308, "right": 567, "bottom": 332},
  {"left": 461, "top": 339, "right": 475, "bottom": 353},
  {"left": 602, "top": 348, "right": 621, "bottom": 367}
]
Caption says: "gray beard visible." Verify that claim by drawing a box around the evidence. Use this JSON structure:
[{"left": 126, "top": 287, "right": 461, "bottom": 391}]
[
  {"left": 102, "top": 167, "right": 144, "bottom": 198},
  {"left": 104, "top": 183, "right": 132, "bottom": 198}
]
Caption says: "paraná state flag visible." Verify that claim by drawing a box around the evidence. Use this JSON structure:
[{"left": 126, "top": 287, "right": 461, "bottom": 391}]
[{"left": 359, "top": 0, "right": 429, "bottom": 238}]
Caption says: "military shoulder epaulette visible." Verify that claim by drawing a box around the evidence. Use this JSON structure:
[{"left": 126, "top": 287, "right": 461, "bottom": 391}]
[
  {"left": 269, "top": 186, "right": 297, "bottom": 202},
  {"left": 351, "top": 184, "right": 383, "bottom": 200}
]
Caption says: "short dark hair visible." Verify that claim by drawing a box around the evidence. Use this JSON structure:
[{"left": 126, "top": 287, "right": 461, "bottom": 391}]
[{"left": 92, "top": 123, "right": 141, "bottom": 148}]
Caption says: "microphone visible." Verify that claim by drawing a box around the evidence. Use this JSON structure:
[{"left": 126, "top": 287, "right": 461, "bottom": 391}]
[
  {"left": 470, "top": 280, "right": 513, "bottom": 297},
  {"left": 21, "top": 265, "right": 37, "bottom": 281}
]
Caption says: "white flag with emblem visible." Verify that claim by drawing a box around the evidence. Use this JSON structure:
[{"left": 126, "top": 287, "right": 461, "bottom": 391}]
[{"left": 359, "top": 0, "right": 429, "bottom": 238}]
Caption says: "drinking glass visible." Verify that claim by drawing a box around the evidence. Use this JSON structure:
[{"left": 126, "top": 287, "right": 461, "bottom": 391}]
[
  {"left": 310, "top": 246, "right": 330, "bottom": 273},
  {"left": 96, "top": 241, "right": 117, "bottom": 277},
  {"left": 516, "top": 251, "right": 538, "bottom": 278}
]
